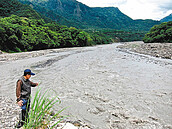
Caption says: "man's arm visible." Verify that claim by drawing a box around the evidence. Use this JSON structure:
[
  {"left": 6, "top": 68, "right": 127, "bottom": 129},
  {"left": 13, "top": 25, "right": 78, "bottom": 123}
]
[
  {"left": 16, "top": 80, "right": 23, "bottom": 107},
  {"left": 16, "top": 80, "right": 22, "bottom": 102},
  {"left": 30, "top": 81, "right": 38, "bottom": 87}
]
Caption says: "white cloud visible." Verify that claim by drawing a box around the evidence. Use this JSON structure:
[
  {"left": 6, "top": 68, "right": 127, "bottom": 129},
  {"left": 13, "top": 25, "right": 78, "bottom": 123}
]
[
  {"left": 77, "top": 0, "right": 126, "bottom": 7},
  {"left": 77, "top": 0, "right": 172, "bottom": 20}
]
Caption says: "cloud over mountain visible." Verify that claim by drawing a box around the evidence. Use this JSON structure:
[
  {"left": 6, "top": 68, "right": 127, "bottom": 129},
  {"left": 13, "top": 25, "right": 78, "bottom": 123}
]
[{"left": 77, "top": 0, "right": 172, "bottom": 20}]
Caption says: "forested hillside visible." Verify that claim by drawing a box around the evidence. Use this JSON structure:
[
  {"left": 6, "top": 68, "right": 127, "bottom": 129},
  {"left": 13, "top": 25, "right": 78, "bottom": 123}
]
[
  {"left": 0, "top": 0, "right": 109, "bottom": 52},
  {"left": 0, "top": 15, "right": 105, "bottom": 52},
  {"left": 19, "top": 0, "right": 160, "bottom": 31},
  {"left": 0, "top": 0, "right": 41, "bottom": 19},
  {"left": 1, "top": 0, "right": 166, "bottom": 53},
  {"left": 85, "top": 29, "right": 146, "bottom": 42},
  {"left": 143, "top": 21, "right": 172, "bottom": 43}
]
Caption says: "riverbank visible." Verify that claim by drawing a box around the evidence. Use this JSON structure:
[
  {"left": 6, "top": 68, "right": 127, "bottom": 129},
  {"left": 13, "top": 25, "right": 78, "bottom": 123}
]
[
  {"left": 117, "top": 42, "right": 172, "bottom": 59},
  {"left": 1, "top": 42, "right": 172, "bottom": 62},
  {"left": 0, "top": 48, "right": 79, "bottom": 62},
  {"left": 0, "top": 96, "right": 90, "bottom": 129}
]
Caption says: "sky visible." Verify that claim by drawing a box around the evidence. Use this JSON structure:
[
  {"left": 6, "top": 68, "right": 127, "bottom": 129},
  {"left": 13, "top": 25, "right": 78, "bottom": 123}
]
[{"left": 77, "top": 0, "right": 172, "bottom": 20}]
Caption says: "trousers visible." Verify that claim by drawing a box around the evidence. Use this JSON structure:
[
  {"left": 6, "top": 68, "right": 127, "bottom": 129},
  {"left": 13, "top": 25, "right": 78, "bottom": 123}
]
[{"left": 19, "top": 99, "right": 30, "bottom": 124}]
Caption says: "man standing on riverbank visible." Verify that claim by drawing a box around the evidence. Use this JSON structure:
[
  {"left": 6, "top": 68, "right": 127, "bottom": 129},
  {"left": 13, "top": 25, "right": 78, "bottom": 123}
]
[{"left": 16, "top": 69, "right": 38, "bottom": 128}]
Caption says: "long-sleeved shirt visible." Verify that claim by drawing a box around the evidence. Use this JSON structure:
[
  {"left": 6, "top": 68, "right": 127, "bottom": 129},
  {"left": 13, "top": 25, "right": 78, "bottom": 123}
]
[{"left": 16, "top": 76, "right": 37, "bottom": 101}]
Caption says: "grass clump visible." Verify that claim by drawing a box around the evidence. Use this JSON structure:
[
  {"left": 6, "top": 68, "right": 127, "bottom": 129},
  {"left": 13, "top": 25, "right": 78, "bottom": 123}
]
[{"left": 23, "top": 88, "right": 66, "bottom": 129}]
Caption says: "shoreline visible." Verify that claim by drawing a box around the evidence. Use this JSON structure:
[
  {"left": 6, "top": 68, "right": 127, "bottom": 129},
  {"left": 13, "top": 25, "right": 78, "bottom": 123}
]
[
  {"left": 0, "top": 47, "right": 80, "bottom": 62},
  {"left": 1, "top": 42, "right": 172, "bottom": 63},
  {"left": 117, "top": 41, "right": 172, "bottom": 60}
]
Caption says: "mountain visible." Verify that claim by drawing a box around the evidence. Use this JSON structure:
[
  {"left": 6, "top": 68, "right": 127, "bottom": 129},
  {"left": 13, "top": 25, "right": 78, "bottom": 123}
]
[
  {"left": 0, "top": 0, "right": 145, "bottom": 53},
  {"left": 0, "top": 0, "right": 113, "bottom": 52},
  {"left": 160, "top": 13, "right": 172, "bottom": 22},
  {"left": 0, "top": 0, "right": 163, "bottom": 53},
  {"left": 19, "top": 0, "right": 160, "bottom": 31},
  {"left": 0, "top": 0, "right": 41, "bottom": 19}
]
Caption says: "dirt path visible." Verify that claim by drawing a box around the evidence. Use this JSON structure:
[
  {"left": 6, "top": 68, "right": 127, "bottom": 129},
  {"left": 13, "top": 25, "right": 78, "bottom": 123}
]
[{"left": 0, "top": 43, "right": 172, "bottom": 129}]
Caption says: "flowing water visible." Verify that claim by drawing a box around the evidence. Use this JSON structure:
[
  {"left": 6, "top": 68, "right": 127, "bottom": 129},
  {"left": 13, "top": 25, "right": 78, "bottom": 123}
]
[{"left": 0, "top": 43, "right": 172, "bottom": 129}]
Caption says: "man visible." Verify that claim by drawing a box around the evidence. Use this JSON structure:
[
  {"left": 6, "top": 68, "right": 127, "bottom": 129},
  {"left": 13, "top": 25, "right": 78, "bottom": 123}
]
[{"left": 16, "top": 69, "right": 38, "bottom": 128}]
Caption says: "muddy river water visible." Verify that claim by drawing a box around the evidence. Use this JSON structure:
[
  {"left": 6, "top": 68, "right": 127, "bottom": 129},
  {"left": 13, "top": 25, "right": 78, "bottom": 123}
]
[{"left": 0, "top": 43, "right": 172, "bottom": 129}]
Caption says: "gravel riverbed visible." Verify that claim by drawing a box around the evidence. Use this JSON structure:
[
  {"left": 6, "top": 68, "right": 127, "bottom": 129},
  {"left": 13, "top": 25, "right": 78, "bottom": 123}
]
[
  {"left": 117, "top": 41, "right": 172, "bottom": 59},
  {"left": 0, "top": 42, "right": 172, "bottom": 129},
  {"left": 0, "top": 96, "right": 90, "bottom": 129}
]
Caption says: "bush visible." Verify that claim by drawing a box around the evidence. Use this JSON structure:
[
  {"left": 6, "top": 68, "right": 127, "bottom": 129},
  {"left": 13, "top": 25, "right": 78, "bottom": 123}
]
[
  {"left": 23, "top": 88, "right": 67, "bottom": 129},
  {"left": 143, "top": 21, "right": 172, "bottom": 43}
]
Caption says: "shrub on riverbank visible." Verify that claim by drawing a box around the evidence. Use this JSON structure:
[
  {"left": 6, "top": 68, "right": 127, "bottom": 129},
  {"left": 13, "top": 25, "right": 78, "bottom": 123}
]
[
  {"left": 143, "top": 21, "right": 172, "bottom": 43},
  {"left": 23, "top": 89, "right": 66, "bottom": 129}
]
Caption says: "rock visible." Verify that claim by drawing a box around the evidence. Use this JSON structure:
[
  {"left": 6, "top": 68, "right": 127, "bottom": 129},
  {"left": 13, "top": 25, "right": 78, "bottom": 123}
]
[
  {"left": 117, "top": 42, "right": 172, "bottom": 60},
  {"left": 0, "top": 96, "right": 20, "bottom": 128},
  {"left": 156, "top": 54, "right": 160, "bottom": 57},
  {"left": 72, "top": 121, "right": 82, "bottom": 127},
  {"left": 149, "top": 116, "right": 158, "bottom": 121},
  {"left": 57, "top": 123, "right": 78, "bottom": 129}
]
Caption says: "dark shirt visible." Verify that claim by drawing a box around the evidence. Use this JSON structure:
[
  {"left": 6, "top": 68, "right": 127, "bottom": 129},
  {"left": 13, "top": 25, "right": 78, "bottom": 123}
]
[{"left": 16, "top": 76, "right": 37, "bottom": 101}]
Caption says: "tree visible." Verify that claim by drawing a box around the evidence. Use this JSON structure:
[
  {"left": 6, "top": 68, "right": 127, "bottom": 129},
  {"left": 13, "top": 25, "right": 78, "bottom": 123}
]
[{"left": 143, "top": 21, "right": 172, "bottom": 43}]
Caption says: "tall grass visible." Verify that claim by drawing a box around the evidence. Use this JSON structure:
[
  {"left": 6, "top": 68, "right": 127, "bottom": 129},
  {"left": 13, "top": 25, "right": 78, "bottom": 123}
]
[{"left": 23, "top": 88, "right": 67, "bottom": 129}]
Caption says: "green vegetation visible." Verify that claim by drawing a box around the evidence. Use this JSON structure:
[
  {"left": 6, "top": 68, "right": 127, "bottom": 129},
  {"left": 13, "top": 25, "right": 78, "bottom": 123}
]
[
  {"left": 23, "top": 89, "right": 66, "bottom": 129},
  {"left": 0, "top": 0, "right": 41, "bottom": 19},
  {"left": 86, "top": 29, "right": 146, "bottom": 42},
  {"left": 0, "top": 0, "right": 105, "bottom": 52},
  {"left": 0, "top": 0, "right": 163, "bottom": 53},
  {"left": 143, "top": 21, "right": 172, "bottom": 43},
  {"left": 19, "top": 0, "right": 160, "bottom": 31},
  {"left": 0, "top": 14, "right": 146, "bottom": 52},
  {"left": 0, "top": 15, "right": 101, "bottom": 52}
]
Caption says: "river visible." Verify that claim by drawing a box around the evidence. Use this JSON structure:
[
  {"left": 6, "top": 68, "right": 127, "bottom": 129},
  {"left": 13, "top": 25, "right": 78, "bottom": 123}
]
[{"left": 0, "top": 43, "right": 172, "bottom": 129}]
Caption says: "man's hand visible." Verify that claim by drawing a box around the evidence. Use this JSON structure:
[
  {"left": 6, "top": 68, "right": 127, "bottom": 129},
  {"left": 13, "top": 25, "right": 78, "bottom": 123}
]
[
  {"left": 17, "top": 100, "right": 23, "bottom": 107},
  {"left": 36, "top": 83, "right": 39, "bottom": 86}
]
